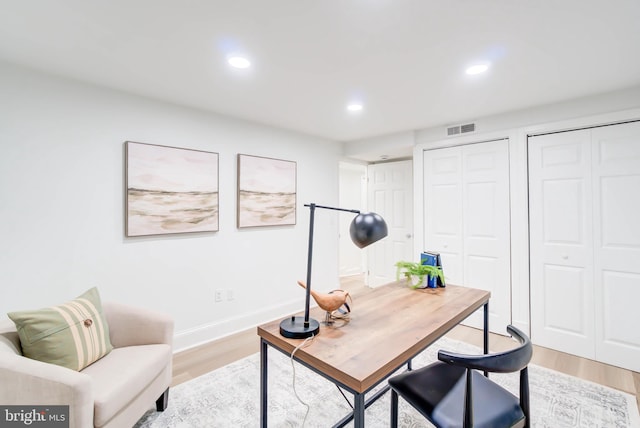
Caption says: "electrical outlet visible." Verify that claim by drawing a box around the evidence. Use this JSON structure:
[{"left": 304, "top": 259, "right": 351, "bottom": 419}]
[{"left": 214, "top": 289, "right": 223, "bottom": 302}]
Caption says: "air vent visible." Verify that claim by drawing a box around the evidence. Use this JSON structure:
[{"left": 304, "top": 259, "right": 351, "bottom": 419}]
[
  {"left": 461, "top": 123, "right": 476, "bottom": 133},
  {"left": 446, "top": 123, "right": 476, "bottom": 136},
  {"left": 447, "top": 125, "right": 461, "bottom": 136}
]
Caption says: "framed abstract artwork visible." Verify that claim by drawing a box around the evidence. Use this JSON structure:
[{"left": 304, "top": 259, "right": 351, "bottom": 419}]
[
  {"left": 125, "top": 141, "right": 219, "bottom": 236},
  {"left": 237, "top": 154, "right": 296, "bottom": 228}
]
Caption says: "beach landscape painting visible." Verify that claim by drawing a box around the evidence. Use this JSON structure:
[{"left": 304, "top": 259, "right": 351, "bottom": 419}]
[
  {"left": 126, "top": 142, "right": 219, "bottom": 236},
  {"left": 237, "top": 154, "right": 296, "bottom": 228}
]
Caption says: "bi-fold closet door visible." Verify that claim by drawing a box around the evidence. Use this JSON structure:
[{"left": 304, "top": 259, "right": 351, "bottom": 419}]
[
  {"left": 423, "top": 139, "right": 511, "bottom": 334},
  {"left": 529, "top": 121, "right": 640, "bottom": 372}
]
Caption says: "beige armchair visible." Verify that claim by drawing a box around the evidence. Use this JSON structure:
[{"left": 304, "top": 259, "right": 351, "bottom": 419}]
[{"left": 0, "top": 301, "right": 174, "bottom": 428}]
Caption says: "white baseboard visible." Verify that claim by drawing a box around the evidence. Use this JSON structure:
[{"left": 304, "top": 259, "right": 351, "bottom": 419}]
[{"left": 172, "top": 299, "right": 305, "bottom": 353}]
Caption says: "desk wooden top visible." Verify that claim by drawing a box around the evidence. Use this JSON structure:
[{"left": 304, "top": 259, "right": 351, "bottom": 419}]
[{"left": 257, "top": 282, "right": 490, "bottom": 393}]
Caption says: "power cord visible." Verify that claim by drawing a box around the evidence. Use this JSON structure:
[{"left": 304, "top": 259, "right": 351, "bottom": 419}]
[
  {"left": 290, "top": 334, "right": 316, "bottom": 427},
  {"left": 288, "top": 293, "right": 353, "bottom": 424}
]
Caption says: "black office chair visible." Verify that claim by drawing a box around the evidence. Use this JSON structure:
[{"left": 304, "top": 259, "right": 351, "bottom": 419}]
[{"left": 389, "top": 325, "right": 532, "bottom": 428}]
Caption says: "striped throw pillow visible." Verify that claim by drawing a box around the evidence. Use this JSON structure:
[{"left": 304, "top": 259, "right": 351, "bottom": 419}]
[{"left": 8, "top": 287, "right": 113, "bottom": 371}]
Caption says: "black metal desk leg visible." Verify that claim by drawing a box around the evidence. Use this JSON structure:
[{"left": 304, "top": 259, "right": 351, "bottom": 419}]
[
  {"left": 483, "top": 301, "right": 489, "bottom": 354},
  {"left": 483, "top": 301, "right": 489, "bottom": 377},
  {"left": 260, "top": 339, "right": 268, "bottom": 428},
  {"left": 353, "top": 393, "right": 365, "bottom": 428}
]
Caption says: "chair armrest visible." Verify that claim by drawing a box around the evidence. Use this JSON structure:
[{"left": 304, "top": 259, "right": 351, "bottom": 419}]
[
  {"left": 438, "top": 350, "right": 505, "bottom": 372},
  {"left": 438, "top": 325, "right": 532, "bottom": 374},
  {"left": 438, "top": 347, "right": 533, "bottom": 373},
  {"left": 0, "top": 352, "right": 94, "bottom": 427},
  {"left": 103, "top": 302, "right": 174, "bottom": 348}
]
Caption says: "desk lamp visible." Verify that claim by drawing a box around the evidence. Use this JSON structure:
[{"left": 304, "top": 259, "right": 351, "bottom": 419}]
[{"left": 279, "top": 203, "right": 388, "bottom": 339}]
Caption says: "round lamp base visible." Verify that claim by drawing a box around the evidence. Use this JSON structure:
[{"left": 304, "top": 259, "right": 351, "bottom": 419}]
[{"left": 279, "top": 316, "right": 320, "bottom": 339}]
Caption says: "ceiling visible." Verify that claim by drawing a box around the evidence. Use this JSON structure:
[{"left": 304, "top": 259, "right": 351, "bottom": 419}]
[{"left": 1, "top": 1, "right": 640, "bottom": 146}]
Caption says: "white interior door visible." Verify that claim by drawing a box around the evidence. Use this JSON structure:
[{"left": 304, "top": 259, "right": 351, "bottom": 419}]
[
  {"left": 339, "top": 162, "right": 367, "bottom": 276},
  {"left": 424, "top": 140, "right": 511, "bottom": 334},
  {"left": 367, "top": 161, "right": 413, "bottom": 287},
  {"left": 592, "top": 122, "right": 640, "bottom": 372},
  {"left": 461, "top": 140, "right": 511, "bottom": 331},
  {"left": 423, "top": 146, "right": 464, "bottom": 285},
  {"left": 528, "top": 130, "right": 596, "bottom": 359}
]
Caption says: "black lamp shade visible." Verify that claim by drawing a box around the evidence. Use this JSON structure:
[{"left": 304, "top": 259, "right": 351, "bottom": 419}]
[{"left": 349, "top": 212, "right": 388, "bottom": 248}]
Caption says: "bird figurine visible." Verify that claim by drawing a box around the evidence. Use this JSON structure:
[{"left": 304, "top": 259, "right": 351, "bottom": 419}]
[{"left": 297, "top": 280, "right": 352, "bottom": 324}]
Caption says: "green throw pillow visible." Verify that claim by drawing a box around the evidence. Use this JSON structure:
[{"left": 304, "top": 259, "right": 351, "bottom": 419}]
[{"left": 8, "top": 287, "right": 113, "bottom": 371}]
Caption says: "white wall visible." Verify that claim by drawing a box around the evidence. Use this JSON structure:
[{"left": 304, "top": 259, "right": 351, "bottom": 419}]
[
  {"left": 343, "top": 131, "right": 415, "bottom": 162},
  {"left": 341, "top": 86, "right": 640, "bottom": 163},
  {"left": 414, "top": 86, "right": 640, "bottom": 145},
  {"left": 0, "top": 61, "right": 342, "bottom": 351}
]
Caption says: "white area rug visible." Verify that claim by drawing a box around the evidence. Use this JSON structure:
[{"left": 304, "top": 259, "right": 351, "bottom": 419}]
[{"left": 135, "top": 337, "right": 640, "bottom": 427}]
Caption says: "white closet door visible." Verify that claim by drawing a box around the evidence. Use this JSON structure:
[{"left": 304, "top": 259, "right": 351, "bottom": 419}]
[
  {"left": 423, "top": 146, "right": 464, "bottom": 286},
  {"left": 528, "top": 130, "right": 595, "bottom": 359},
  {"left": 462, "top": 140, "right": 511, "bottom": 331},
  {"left": 592, "top": 122, "right": 640, "bottom": 372},
  {"left": 367, "top": 160, "right": 413, "bottom": 287},
  {"left": 424, "top": 140, "right": 511, "bottom": 333}
]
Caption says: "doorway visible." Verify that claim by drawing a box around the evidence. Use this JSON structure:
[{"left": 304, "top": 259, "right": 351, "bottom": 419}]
[
  {"left": 339, "top": 162, "right": 367, "bottom": 277},
  {"left": 339, "top": 160, "right": 415, "bottom": 287}
]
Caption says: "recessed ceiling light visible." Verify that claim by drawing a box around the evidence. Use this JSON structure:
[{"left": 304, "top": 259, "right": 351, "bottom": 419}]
[
  {"left": 466, "top": 63, "right": 490, "bottom": 75},
  {"left": 347, "top": 103, "right": 363, "bottom": 112},
  {"left": 228, "top": 56, "right": 251, "bottom": 69}
]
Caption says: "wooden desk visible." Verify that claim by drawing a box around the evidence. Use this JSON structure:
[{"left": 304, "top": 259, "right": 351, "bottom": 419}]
[{"left": 257, "top": 282, "right": 490, "bottom": 427}]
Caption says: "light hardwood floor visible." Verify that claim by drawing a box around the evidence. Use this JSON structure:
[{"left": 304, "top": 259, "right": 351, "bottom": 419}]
[{"left": 172, "top": 275, "right": 640, "bottom": 410}]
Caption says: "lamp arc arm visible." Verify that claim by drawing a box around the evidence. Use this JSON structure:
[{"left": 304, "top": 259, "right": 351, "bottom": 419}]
[{"left": 304, "top": 203, "right": 360, "bottom": 214}]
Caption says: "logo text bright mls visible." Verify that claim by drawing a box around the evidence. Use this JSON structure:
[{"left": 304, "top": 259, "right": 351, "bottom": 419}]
[{"left": 1, "top": 406, "right": 68, "bottom": 427}]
